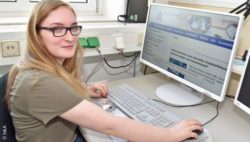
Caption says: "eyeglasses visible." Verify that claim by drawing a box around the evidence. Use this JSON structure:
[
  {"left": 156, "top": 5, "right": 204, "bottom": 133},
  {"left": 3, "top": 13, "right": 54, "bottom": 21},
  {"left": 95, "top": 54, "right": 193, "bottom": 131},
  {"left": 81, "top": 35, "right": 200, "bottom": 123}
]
[{"left": 38, "top": 25, "right": 82, "bottom": 37}]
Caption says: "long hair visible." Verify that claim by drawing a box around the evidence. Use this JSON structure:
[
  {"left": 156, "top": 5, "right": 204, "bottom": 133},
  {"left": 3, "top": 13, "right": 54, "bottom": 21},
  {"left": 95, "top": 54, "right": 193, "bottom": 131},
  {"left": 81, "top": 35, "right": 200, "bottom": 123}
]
[{"left": 6, "top": 0, "right": 88, "bottom": 107}]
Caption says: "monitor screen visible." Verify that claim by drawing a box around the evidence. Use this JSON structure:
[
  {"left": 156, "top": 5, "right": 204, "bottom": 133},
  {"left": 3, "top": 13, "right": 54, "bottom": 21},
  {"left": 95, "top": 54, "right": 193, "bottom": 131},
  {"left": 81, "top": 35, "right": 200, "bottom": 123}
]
[
  {"left": 140, "top": 4, "right": 243, "bottom": 105},
  {"left": 234, "top": 54, "right": 250, "bottom": 115}
]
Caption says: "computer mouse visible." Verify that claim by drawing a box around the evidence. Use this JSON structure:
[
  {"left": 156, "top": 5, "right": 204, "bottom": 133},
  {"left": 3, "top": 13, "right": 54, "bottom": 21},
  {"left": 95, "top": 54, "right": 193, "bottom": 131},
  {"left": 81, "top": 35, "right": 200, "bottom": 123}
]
[
  {"left": 183, "top": 129, "right": 203, "bottom": 141},
  {"left": 95, "top": 98, "right": 116, "bottom": 112},
  {"left": 192, "top": 129, "right": 203, "bottom": 135},
  {"left": 102, "top": 101, "right": 116, "bottom": 112}
]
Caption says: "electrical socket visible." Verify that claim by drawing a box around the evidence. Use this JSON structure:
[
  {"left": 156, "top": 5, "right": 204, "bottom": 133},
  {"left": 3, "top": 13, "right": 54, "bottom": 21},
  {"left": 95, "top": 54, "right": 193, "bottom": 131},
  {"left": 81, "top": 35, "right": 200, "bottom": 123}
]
[
  {"left": 112, "top": 34, "right": 125, "bottom": 50},
  {"left": 1, "top": 40, "right": 20, "bottom": 57}
]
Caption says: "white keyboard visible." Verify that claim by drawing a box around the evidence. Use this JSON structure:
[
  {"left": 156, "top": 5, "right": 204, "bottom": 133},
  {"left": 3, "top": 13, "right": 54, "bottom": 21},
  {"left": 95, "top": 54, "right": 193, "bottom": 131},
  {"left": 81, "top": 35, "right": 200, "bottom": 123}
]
[{"left": 108, "top": 83, "right": 212, "bottom": 142}]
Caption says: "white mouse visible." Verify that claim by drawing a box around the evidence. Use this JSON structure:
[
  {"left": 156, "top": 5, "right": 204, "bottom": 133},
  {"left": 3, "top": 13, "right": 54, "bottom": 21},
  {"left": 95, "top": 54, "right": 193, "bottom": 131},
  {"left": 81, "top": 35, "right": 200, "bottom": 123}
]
[
  {"left": 96, "top": 98, "right": 116, "bottom": 112},
  {"left": 102, "top": 102, "right": 116, "bottom": 112}
]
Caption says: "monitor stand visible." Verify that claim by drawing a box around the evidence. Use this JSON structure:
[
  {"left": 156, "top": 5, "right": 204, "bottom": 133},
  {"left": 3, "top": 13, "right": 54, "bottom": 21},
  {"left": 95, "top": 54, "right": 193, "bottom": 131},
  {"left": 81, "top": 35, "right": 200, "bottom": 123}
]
[{"left": 156, "top": 83, "right": 204, "bottom": 106}]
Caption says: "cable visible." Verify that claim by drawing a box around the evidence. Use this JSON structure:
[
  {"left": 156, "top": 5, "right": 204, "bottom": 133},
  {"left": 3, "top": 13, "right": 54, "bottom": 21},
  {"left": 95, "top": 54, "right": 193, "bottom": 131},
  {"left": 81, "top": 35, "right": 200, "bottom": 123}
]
[
  {"left": 84, "top": 60, "right": 105, "bottom": 84},
  {"left": 229, "top": 2, "right": 247, "bottom": 13},
  {"left": 229, "top": 0, "right": 250, "bottom": 19},
  {"left": 96, "top": 48, "right": 140, "bottom": 69},
  {"left": 143, "top": 65, "right": 158, "bottom": 75},
  {"left": 102, "top": 59, "right": 135, "bottom": 76},
  {"left": 244, "top": 9, "right": 250, "bottom": 19},
  {"left": 152, "top": 98, "right": 219, "bottom": 126},
  {"left": 202, "top": 102, "right": 220, "bottom": 126},
  {"left": 144, "top": 65, "right": 148, "bottom": 75},
  {"left": 84, "top": 51, "right": 139, "bottom": 82},
  {"left": 119, "top": 55, "right": 138, "bottom": 76},
  {"left": 119, "top": 52, "right": 139, "bottom": 58},
  {"left": 152, "top": 98, "right": 216, "bottom": 108},
  {"left": 133, "top": 55, "right": 137, "bottom": 77},
  {"left": 236, "top": 8, "right": 247, "bottom": 14}
]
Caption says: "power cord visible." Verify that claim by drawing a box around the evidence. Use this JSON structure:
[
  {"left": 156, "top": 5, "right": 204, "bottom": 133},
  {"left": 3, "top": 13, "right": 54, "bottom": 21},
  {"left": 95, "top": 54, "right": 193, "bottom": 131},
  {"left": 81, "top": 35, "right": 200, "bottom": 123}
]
[
  {"left": 96, "top": 48, "right": 140, "bottom": 69},
  {"left": 119, "top": 51, "right": 139, "bottom": 58},
  {"left": 117, "top": 50, "right": 140, "bottom": 77},
  {"left": 144, "top": 65, "right": 148, "bottom": 75},
  {"left": 84, "top": 60, "right": 105, "bottom": 84},
  {"left": 143, "top": 65, "right": 158, "bottom": 75},
  {"left": 229, "top": 0, "right": 250, "bottom": 19}
]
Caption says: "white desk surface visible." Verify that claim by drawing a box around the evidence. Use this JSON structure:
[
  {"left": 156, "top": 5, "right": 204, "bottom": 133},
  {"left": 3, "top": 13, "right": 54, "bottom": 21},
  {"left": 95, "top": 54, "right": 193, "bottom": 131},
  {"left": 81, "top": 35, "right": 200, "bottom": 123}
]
[{"left": 82, "top": 73, "right": 250, "bottom": 142}]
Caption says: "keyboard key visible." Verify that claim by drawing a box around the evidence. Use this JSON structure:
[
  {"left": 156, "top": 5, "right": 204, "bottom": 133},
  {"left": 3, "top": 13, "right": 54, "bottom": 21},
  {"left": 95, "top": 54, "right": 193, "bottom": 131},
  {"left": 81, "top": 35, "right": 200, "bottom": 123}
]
[{"left": 108, "top": 83, "right": 181, "bottom": 127}]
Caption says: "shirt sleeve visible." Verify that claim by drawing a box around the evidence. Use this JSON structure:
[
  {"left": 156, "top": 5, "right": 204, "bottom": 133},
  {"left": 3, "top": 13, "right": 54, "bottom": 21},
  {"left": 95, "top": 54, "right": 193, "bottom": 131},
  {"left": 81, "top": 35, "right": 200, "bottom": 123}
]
[{"left": 27, "top": 75, "right": 84, "bottom": 124}]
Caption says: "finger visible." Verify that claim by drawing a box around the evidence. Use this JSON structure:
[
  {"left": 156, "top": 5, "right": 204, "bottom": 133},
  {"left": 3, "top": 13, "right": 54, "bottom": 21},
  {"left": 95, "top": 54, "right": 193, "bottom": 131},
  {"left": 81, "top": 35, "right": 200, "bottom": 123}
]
[
  {"left": 98, "top": 84, "right": 108, "bottom": 96},
  {"left": 100, "top": 89, "right": 108, "bottom": 97},
  {"left": 94, "top": 87, "right": 107, "bottom": 97},
  {"left": 191, "top": 125, "right": 203, "bottom": 132},
  {"left": 98, "top": 84, "right": 108, "bottom": 94},
  {"left": 186, "top": 119, "right": 203, "bottom": 126}
]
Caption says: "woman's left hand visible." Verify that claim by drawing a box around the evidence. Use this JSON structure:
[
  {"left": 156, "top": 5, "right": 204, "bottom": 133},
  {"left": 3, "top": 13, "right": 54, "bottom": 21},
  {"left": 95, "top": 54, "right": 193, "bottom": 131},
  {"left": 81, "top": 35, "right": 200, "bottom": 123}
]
[{"left": 86, "top": 83, "right": 108, "bottom": 98}]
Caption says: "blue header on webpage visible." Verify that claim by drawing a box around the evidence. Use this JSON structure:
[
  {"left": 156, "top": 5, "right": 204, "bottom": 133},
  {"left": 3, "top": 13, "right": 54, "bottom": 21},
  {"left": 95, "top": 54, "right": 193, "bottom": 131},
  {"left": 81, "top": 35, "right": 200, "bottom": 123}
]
[{"left": 149, "top": 22, "right": 234, "bottom": 50}]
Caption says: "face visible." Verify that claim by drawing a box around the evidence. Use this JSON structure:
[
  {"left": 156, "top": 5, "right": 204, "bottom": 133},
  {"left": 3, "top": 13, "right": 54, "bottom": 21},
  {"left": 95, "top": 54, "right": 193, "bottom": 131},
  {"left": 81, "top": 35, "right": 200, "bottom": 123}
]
[{"left": 39, "top": 6, "right": 79, "bottom": 64}]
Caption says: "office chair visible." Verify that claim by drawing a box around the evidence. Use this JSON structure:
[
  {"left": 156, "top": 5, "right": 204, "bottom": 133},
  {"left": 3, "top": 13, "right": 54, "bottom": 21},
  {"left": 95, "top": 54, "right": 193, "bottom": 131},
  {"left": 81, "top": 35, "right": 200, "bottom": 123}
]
[{"left": 0, "top": 73, "right": 16, "bottom": 142}]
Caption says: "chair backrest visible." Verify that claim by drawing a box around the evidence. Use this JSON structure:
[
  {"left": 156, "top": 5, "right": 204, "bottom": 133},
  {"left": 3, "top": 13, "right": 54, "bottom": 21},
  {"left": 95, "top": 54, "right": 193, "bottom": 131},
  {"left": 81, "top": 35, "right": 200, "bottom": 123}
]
[{"left": 0, "top": 73, "right": 16, "bottom": 142}]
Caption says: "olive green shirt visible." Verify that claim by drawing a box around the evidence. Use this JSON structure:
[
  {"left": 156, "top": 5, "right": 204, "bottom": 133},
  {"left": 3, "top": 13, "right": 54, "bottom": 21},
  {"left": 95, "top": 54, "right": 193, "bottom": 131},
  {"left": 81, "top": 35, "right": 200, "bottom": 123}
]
[{"left": 10, "top": 69, "right": 84, "bottom": 142}]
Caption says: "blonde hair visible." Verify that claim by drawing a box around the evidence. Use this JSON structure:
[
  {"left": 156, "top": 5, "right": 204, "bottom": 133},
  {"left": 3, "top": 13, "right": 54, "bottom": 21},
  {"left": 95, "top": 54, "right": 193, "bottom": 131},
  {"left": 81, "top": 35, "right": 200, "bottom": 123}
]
[{"left": 6, "top": 0, "right": 88, "bottom": 106}]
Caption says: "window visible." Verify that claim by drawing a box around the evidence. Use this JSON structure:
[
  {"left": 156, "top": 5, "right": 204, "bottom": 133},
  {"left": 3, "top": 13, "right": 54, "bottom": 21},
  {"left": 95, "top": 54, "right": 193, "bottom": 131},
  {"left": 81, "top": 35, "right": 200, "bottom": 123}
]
[
  {"left": 0, "top": 0, "right": 98, "bottom": 17},
  {"left": 30, "top": 0, "right": 87, "bottom": 3},
  {"left": 0, "top": 0, "right": 104, "bottom": 24},
  {"left": 0, "top": 0, "right": 16, "bottom": 2}
]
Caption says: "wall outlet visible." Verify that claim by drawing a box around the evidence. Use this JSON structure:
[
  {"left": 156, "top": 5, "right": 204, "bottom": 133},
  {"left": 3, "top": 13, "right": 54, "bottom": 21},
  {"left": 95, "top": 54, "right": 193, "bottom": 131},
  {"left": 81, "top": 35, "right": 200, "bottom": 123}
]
[
  {"left": 112, "top": 34, "right": 125, "bottom": 50},
  {"left": 1, "top": 40, "right": 20, "bottom": 57}
]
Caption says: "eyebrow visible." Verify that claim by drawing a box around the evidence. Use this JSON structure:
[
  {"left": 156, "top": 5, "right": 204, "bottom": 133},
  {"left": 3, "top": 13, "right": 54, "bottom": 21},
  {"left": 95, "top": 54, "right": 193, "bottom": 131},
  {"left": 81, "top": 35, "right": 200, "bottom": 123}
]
[{"left": 49, "top": 22, "right": 78, "bottom": 27}]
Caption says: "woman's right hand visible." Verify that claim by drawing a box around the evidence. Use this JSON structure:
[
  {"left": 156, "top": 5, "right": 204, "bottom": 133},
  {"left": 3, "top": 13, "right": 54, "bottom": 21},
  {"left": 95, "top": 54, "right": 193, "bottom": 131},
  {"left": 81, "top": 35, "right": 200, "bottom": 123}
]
[{"left": 168, "top": 119, "right": 203, "bottom": 142}]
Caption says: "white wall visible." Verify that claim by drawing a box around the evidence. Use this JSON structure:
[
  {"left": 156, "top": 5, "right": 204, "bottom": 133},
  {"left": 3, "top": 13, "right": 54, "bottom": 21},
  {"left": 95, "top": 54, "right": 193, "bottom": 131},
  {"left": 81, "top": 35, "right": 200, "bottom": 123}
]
[
  {"left": 81, "top": 55, "right": 143, "bottom": 83},
  {"left": 0, "top": 0, "right": 147, "bottom": 82},
  {"left": 0, "top": 23, "right": 146, "bottom": 81},
  {"left": 102, "top": 0, "right": 127, "bottom": 19}
]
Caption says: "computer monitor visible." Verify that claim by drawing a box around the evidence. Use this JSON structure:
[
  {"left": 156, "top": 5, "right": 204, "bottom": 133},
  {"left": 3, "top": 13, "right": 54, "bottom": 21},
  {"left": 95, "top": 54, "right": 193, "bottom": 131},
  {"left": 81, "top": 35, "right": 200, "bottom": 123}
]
[
  {"left": 234, "top": 53, "right": 250, "bottom": 115},
  {"left": 140, "top": 4, "right": 243, "bottom": 105}
]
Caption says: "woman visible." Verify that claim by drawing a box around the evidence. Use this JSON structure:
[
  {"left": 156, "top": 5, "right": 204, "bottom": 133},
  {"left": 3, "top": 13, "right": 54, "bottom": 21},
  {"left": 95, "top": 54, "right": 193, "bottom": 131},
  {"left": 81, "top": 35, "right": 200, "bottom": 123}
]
[{"left": 6, "top": 0, "right": 203, "bottom": 141}]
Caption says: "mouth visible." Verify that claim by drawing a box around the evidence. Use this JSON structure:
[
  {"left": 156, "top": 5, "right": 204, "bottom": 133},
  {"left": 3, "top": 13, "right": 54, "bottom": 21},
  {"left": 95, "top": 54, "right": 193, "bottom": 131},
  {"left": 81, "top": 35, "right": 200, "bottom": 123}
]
[{"left": 62, "top": 45, "right": 74, "bottom": 48}]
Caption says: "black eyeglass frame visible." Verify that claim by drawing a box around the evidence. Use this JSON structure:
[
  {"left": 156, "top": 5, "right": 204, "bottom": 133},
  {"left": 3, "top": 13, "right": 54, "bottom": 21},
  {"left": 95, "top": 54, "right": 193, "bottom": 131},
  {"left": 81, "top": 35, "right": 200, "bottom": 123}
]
[{"left": 38, "top": 26, "right": 82, "bottom": 37}]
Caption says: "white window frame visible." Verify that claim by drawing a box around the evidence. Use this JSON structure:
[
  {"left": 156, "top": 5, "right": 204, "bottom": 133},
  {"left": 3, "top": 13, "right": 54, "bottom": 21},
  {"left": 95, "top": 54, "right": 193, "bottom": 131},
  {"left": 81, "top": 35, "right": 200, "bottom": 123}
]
[
  {"left": 168, "top": 0, "right": 246, "bottom": 8},
  {"left": 0, "top": 0, "right": 109, "bottom": 25},
  {"left": 30, "top": 0, "right": 87, "bottom": 2},
  {"left": 0, "top": 0, "right": 16, "bottom": 2},
  {"left": 0, "top": 0, "right": 99, "bottom": 16}
]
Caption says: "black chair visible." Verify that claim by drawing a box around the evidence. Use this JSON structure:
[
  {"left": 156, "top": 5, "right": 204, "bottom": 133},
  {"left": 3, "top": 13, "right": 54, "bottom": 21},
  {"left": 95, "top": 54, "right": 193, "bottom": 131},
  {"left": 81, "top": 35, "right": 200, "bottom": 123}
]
[{"left": 0, "top": 73, "right": 16, "bottom": 142}]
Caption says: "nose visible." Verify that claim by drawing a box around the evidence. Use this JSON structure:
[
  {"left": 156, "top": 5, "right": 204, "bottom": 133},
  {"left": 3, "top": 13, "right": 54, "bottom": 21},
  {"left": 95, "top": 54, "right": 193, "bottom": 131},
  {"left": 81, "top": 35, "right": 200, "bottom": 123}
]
[{"left": 65, "top": 29, "right": 74, "bottom": 41}]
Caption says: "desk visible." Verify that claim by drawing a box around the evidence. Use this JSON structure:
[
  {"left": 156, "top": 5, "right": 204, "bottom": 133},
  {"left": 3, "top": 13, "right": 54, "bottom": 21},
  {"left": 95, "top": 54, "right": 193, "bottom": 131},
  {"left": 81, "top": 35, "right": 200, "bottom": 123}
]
[{"left": 82, "top": 73, "right": 250, "bottom": 142}]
